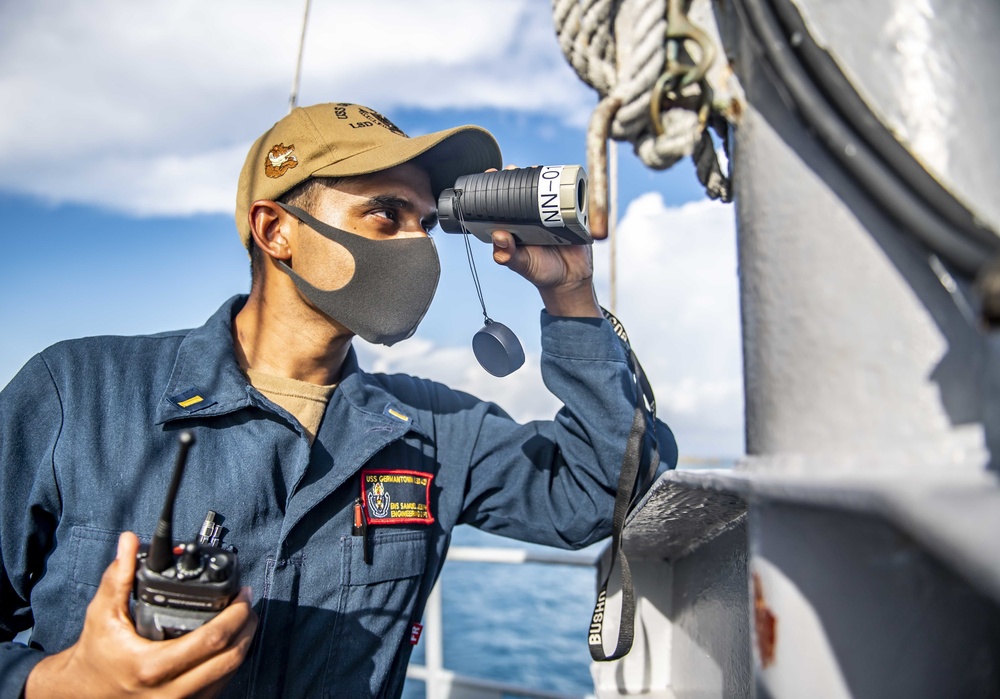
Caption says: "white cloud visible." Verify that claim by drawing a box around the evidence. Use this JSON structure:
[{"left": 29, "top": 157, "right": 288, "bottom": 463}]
[
  {"left": 592, "top": 193, "right": 744, "bottom": 456},
  {"left": 0, "top": 0, "right": 593, "bottom": 214},
  {"left": 358, "top": 193, "right": 745, "bottom": 457},
  {"left": 355, "top": 337, "right": 561, "bottom": 424}
]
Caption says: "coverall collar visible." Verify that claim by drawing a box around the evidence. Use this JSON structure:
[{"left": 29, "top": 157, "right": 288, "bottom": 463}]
[{"left": 154, "top": 295, "right": 428, "bottom": 438}]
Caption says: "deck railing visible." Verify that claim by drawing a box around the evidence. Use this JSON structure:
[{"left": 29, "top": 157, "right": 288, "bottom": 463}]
[{"left": 406, "top": 545, "right": 601, "bottom": 699}]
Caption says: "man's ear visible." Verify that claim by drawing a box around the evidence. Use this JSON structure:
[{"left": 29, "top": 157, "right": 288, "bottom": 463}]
[{"left": 248, "top": 200, "right": 293, "bottom": 261}]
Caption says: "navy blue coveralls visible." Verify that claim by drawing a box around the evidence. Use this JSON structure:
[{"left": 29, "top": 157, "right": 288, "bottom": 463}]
[{"left": 0, "top": 295, "right": 675, "bottom": 697}]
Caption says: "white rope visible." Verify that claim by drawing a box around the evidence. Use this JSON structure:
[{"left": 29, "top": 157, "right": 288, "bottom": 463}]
[
  {"left": 552, "top": 0, "right": 701, "bottom": 171},
  {"left": 609, "top": 138, "right": 618, "bottom": 314}
]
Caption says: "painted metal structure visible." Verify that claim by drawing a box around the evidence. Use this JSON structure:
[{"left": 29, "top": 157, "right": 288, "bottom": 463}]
[{"left": 591, "top": 0, "right": 1000, "bottom": 697}]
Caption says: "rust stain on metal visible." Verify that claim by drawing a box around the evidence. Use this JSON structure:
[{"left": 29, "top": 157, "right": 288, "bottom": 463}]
[
  {"left": 585, "top": 96, "right": 622, "bottom": 240},
  {"left": 753, "top": 572, "right": 777, "bottom": 667},
  {"left": 728, "top": 95, "right": 744, "bottom": 121}
]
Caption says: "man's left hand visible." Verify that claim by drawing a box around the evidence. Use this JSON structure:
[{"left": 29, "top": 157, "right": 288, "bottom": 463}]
[{"left": 490, "top": 230, "right": 602, "bottom": 318}]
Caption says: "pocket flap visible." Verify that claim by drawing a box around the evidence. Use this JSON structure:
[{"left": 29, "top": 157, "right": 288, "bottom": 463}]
[{"left": 343, "top": 530, "right": 429, "bottom": 586}]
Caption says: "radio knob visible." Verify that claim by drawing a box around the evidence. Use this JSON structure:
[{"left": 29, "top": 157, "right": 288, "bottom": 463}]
[
  {"left": 176, "top": 543, "right": 205, "bottom": 579},
  {"left": 206, "top": 554, "right": 230, "bottom": 582}
]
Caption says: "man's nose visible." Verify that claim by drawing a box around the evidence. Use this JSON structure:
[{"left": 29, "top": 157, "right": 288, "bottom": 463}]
[
  {"left": 398, "top": 219, "right": 434, "bottom": 239},
  {"left": 396, "top": 228, "right": 429, "bottom": 240}
]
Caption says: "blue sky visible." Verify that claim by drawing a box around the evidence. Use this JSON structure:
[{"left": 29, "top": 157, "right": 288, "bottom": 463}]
[{"left": 0, "top": 0, "right": 744, "bottom": 457}]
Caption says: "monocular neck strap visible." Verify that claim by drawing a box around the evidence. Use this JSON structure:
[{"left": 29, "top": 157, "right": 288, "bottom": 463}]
[{"left": 588, "top": 308, "right": 659, "bottom": 662}]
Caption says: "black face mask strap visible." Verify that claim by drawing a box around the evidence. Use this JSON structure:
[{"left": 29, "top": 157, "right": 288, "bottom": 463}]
[{"left": 589, "top": 307, "right": 659, "bottom": 662}]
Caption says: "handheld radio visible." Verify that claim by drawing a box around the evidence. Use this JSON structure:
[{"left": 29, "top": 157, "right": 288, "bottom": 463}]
[{"left": 133, "top": 431, "right": 240, "bottom": 640}]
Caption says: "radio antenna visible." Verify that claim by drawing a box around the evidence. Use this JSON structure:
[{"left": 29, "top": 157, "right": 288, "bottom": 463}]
[{"left": 146, "top": 431, "right": 195, "bottom": 573}]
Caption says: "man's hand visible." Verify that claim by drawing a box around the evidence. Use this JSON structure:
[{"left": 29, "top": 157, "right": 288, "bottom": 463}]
[
  {"left": 488, "top": 167, "right": 602, "bottom": 319},
  {"left": 25, "top": 532, "right": 257, "bottom": 699},
  {"left": 491, "top": 230, "right": 602, "bottom": 318}
]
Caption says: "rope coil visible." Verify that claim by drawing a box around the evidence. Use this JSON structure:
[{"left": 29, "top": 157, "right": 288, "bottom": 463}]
[{"left": 553, "top": 0, "right": 742, "bottom": 232}]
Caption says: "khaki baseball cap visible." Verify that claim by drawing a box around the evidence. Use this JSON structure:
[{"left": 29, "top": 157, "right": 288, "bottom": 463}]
[{"left": 235, "top": 102, "right": 502, "bottom": 247}]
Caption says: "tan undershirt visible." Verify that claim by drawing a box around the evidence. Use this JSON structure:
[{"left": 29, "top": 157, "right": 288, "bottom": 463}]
[{"left": 246, "top": 368, "right": 337, "bottom": 443}]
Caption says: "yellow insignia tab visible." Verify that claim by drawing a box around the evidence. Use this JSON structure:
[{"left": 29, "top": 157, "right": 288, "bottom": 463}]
[
  {"left": 169, "top": 387, "right": 215, "bottom": 413},
  {"left": 387, "top": 408, "right": 409, "bottom": 422}
]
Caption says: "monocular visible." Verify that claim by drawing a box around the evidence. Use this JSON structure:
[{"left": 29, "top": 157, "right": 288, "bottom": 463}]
[{"left": 438, "top": 165, "right": 593, "bottom": 377}]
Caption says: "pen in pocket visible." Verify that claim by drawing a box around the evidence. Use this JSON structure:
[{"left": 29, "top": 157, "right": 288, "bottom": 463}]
[{"left": 353, "top": 498, "right": 372, "bottom": 565}]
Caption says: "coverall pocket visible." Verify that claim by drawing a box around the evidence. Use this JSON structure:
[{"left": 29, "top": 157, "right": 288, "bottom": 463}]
[
  {"left": 324, "top": 529, "right": 431, "bottom": 697},
  {"left": 71, "top": 526, "right": 121, "bottom": 588},
  {"left": 58, "top": 526, "right": 123, "bottom": 649}
]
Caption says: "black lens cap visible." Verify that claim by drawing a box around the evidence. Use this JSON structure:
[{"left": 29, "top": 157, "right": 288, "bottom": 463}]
[{"left": 473, "top": 321, "right": 525, "bottom": 377}]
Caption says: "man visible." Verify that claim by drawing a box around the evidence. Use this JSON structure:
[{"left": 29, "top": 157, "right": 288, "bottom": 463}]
[{"left": 1, "top": 103, "right": 675, "bottom": 697}]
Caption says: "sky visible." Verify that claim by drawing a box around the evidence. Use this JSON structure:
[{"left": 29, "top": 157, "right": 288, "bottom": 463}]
[{"left": 0, "top": 0, "right": 744, "bottom": 458}]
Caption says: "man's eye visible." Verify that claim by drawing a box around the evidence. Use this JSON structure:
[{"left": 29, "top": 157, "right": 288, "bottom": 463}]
[{"left": 373, "top": 210, "right": 397, "bottom": 221}]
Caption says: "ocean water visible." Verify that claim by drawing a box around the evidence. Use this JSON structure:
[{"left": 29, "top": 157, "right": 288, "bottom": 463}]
[{"left": 401, "top": 525, "right": 604, "bottom": 698}]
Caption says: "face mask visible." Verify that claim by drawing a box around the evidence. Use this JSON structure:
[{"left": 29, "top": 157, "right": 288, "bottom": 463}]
[{"left": 274, "top": 202, "right": 440, "bottom": 346}]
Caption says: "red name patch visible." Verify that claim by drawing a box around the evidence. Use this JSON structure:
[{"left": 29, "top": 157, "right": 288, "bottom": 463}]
[{"left": 361, "top": 469, "right": 434, "bottom": 525}]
